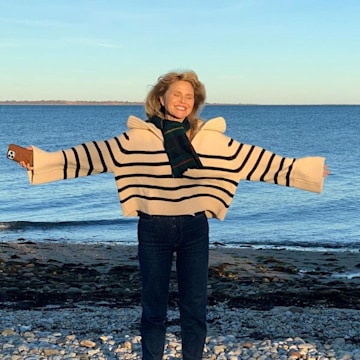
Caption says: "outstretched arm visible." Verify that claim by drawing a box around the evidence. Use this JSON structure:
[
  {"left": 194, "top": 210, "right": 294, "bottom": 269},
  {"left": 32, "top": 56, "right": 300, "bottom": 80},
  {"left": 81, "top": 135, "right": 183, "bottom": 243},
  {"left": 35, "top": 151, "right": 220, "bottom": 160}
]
[
  {"left": 194, "top": 131, "right": 329, "bottom": 193},
  {"left": 20, "top": 136, "right": 125, "bottom": 185},
  {"left": 233, "top": 143, "right": 328, "bottom": 193}
]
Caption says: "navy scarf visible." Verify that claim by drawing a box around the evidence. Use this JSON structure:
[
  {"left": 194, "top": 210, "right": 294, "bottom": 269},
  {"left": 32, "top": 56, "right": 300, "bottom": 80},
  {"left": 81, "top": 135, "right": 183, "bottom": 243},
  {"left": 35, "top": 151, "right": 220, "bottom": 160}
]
[{"left": 147, "top": 116, "right": 203, "bottom": 177}]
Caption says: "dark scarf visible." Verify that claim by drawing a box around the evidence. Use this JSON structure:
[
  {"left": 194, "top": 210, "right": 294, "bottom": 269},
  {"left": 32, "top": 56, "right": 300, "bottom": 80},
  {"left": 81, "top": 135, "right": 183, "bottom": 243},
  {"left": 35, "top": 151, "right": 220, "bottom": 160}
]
[{"left": 147, "top": 116, "right": 203, "bottom": 178}]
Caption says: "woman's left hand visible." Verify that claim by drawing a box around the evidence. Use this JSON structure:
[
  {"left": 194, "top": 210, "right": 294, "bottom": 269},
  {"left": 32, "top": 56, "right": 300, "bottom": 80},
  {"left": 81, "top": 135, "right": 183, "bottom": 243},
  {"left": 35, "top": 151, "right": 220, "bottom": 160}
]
[{"left": 323, "top": 164, "right": 330, "bottom": 177}]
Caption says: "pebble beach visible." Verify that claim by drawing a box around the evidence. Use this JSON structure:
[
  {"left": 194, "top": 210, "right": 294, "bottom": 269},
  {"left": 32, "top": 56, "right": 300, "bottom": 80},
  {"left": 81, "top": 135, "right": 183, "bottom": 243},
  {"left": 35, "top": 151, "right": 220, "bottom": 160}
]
[{"left": 1, "top": 241, "right": 359, "bottom": 359}]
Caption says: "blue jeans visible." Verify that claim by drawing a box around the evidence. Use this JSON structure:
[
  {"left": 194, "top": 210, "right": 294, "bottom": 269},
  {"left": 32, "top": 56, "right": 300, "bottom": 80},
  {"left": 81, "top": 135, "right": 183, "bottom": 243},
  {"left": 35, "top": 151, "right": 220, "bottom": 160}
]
[{"left": 138, "top": 212, "right": 209, "bottom": 360}]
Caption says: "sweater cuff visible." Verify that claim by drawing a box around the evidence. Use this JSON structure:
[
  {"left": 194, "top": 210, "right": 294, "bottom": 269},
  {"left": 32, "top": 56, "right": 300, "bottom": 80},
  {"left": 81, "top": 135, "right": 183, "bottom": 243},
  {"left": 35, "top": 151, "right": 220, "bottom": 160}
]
[
  {"left": 291, "top": 156, "right": 325, "bottom": 193},
  {"left": 27, "top": 146, "right": 65, "bottom": 185}
]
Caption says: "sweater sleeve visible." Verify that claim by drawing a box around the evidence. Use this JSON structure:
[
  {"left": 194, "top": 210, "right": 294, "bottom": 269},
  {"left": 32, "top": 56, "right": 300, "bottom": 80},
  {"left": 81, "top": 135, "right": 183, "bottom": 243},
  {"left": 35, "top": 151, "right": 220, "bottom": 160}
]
[
  {"left": 28, "top": 137, "right": 123, "bottom": 185},
  {"left": 233, "top": 142, "right": 325, "bottom": 193},
  {"left": 192, "top": 131, "right": 326, "bottom": 194}
]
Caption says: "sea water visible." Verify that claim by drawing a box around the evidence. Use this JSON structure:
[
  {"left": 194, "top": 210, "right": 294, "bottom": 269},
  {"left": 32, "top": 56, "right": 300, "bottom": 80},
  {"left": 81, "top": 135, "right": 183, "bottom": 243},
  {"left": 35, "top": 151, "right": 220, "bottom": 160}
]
[{"left": 0, "top": 105, "right": 359, "bottom": 251}]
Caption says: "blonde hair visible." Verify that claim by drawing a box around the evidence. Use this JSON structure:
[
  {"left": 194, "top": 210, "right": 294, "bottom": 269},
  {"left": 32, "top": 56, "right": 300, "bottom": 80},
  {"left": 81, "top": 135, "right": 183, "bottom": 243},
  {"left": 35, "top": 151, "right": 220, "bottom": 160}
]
[{"left": 145, "top": 70, "right": 206, "bottom": 133}]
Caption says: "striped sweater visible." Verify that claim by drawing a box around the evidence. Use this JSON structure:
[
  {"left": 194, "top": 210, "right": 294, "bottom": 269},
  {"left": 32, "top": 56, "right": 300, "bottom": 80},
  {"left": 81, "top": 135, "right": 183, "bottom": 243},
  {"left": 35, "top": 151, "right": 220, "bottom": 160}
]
[{"left": 28, "top": 116, "right": 325, "bottom": 220}]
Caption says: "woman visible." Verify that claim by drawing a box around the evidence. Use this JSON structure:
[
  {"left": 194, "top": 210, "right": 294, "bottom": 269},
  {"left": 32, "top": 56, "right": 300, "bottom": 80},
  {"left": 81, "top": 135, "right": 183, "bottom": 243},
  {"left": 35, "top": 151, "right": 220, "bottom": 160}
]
[{"left": 20, "top": 70, "right": 329, "bottom": 360}]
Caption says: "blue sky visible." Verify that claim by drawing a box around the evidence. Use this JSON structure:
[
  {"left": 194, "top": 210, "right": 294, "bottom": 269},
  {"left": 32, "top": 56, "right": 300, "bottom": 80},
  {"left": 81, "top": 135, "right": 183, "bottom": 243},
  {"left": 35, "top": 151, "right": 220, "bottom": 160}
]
[{"left": 1, "top": 0, "right": 359, "bottom": 104}]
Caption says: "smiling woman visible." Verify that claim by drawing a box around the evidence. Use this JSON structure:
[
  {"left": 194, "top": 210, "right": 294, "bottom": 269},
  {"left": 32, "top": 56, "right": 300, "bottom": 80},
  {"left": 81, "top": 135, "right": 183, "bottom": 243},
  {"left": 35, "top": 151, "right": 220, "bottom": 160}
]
[
  {"left": 14, "top": 70, "right": 329, "bottom": 360},
  {"left": 159, "top": 81, "right": 195, "bottom": 121},
  {"left": 144, "top": 71, "right": 206, "bottom": 134}
]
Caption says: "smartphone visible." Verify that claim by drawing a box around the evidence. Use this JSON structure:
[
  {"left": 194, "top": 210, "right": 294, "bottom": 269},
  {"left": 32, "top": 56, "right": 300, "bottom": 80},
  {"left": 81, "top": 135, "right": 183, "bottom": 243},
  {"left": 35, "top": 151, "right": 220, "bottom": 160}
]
[{"left": 7, "top": 144, "right": 33, "bottom": 166}]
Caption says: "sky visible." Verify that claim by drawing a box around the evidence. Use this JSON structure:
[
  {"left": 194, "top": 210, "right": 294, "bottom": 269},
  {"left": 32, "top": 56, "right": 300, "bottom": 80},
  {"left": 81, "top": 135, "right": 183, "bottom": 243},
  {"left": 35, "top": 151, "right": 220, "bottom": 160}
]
[{"left": 1, "top": 0, "right": 359, "bottom": 105}]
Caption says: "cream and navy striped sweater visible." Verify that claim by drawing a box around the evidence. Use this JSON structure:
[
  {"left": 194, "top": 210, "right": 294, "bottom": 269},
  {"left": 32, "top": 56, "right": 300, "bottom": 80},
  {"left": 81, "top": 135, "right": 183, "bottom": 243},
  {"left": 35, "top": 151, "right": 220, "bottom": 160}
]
[{"left": 28, "top": 116, "right": 325, "bottom": 220}]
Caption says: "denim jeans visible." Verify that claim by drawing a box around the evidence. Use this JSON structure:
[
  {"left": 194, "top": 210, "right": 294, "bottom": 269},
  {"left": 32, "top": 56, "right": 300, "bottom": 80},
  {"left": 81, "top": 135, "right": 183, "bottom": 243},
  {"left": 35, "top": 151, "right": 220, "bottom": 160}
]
[{"left": 138, "top": 212, "right": 209, "bottom": 360}]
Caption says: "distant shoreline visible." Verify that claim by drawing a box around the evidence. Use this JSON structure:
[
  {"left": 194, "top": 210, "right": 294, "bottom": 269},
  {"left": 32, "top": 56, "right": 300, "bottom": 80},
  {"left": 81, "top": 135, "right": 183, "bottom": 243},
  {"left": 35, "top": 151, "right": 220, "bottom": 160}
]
[
  {"left": 0, "top": 100, "right": 144, "bottom": 106},
  {"left": 0, "top": 100, "right": 246, "bottom": 106},
  {"left": 0, "top": 101, "right": 357, "bottom": 106}
]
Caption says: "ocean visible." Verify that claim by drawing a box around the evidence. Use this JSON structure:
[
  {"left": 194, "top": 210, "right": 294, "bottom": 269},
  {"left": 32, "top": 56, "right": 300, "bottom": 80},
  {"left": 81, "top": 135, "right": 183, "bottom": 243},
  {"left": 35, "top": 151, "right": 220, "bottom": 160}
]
[{"left": 1, "top": 105, "right": 359, "bottom": 251}]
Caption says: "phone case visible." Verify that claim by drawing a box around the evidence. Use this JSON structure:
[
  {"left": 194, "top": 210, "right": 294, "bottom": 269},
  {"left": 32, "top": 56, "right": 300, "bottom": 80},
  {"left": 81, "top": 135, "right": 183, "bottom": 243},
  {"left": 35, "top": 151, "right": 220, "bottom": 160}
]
[{"left": 7, "top": 144, "right": 33, "bottom": 166}]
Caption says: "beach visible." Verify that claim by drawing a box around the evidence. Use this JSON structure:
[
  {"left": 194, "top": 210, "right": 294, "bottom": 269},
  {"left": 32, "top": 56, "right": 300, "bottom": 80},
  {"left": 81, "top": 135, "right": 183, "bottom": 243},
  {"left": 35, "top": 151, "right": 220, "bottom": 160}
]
[
  {"left": 1, "top": 241, "right": 359, "bottom": 359},
  {"left": 1, "top": 241, "right": 360, "bottom": 309}
]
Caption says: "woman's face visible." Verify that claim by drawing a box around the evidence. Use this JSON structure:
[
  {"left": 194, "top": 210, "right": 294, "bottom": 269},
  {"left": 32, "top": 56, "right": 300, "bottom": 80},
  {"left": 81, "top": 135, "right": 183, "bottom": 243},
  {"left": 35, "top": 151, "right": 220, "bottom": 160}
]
[{"left": 160, "top": 80, "right": 195, "bottom": 122}]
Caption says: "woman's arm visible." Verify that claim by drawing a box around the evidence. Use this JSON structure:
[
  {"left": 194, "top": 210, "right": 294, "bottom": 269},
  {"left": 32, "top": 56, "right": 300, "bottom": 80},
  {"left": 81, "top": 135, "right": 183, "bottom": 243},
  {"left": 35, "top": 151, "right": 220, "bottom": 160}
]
[
  {"left": 194, "top": 130, "right": 329, "bottom": 194},
  {"left": 234, "top": 143, "right": 327, "bottom": 193},
  {"left": 22, "top": 136, "right": 124, "bottom": 185}
]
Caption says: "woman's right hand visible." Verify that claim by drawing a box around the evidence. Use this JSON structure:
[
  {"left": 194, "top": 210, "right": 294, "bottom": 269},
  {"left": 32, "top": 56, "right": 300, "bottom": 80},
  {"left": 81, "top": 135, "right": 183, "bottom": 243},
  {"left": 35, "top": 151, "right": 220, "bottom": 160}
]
[
  {"left": 19, "top": 161, "right": 33, "bottom": 170},
  {"left": 19, "top": 147, "right": 34, "bottom": 170}
]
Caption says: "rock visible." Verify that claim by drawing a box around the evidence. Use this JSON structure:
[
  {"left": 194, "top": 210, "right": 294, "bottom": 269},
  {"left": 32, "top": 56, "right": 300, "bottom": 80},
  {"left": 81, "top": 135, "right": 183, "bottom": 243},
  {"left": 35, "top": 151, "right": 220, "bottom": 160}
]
[{"left": 80, "top": 339, "right": 96, "bottom": 348}]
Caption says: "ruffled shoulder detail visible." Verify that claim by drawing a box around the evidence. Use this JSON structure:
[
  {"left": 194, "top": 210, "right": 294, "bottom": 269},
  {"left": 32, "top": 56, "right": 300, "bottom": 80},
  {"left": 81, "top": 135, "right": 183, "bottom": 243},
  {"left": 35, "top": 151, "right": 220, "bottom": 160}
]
[
  {"left": 200, "top": 117, "right": 226, "bottom": 133},
  {"left": 127, "top": 116, "right": 151, "bottom": 129}
]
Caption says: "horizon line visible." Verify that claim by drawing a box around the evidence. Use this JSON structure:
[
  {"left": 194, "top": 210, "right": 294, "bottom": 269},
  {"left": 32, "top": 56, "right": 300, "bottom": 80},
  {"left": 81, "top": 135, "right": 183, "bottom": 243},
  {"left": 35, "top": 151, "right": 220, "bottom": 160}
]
[{"left": 0, "top": 100, "right": 358, "bottom": 106}]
